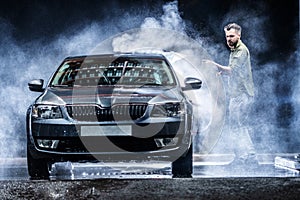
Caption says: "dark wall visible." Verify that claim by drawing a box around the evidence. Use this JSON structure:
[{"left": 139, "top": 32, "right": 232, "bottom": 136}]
[{"left": 0, "top": 0, "right": 170, "bottom": 42}]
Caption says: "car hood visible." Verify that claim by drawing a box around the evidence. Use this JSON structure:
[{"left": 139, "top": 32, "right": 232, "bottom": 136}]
[{"left": 35, "top": 86, "right": 184, "bottom": 107}]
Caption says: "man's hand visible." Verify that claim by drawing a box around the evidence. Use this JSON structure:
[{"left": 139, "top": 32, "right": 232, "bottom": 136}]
[
  {"left": 202, "top": 59, "right": 216, "bottom": 65},
  {"left": 202, "top": 59, "right": 232, "bottom": 74},
  {"left": 203, "top": 59, "right": 220, "bottom": 71}
]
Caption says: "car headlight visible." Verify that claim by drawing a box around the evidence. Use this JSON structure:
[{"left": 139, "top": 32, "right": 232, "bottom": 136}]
[
  {"left": 151, "top": 102, "right": 184, "bottom": 117},
  {"left": 32, "top": 105, "right": 63, "bottom": 119}
]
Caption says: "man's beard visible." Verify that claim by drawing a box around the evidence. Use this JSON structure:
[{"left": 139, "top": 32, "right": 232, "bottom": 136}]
[{"left": 227, "top": 40, "right": 237, "bottom": 49}]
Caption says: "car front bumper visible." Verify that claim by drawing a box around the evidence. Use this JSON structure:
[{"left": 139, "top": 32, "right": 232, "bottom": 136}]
[{"left": 28, "top": 118, "right": 192, "bottom": 162}]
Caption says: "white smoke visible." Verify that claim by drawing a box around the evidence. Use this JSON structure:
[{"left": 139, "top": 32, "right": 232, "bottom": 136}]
[
  {"left": 290, "top": 48, "right": 300, "bottom": 147},
  {"left": 0, "top": 7, "right": 159, "bottom": 158},
  {"left": 112, "top": 1, "right": 187, "bottom": 53},
  {"left": 0, "top": 0, "right": 298, "bottom": 163},
  {"left": 143, "top": 0, "right": 185, "bottom": 32},
  {"left": 106, "top": 0, "right": 226, "bottom": 154}
]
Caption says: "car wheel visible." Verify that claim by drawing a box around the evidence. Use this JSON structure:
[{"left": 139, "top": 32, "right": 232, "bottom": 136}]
[
  {"left": 171, "top": 143, "right": 193, "bottom": 178},
  {"left": 27, "top": 148, "right": 50, "bottom": 179}
]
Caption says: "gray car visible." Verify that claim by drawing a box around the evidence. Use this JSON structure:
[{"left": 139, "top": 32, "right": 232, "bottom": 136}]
[{"left": 26, "top": 53, "right": 202, "bottom": 179}]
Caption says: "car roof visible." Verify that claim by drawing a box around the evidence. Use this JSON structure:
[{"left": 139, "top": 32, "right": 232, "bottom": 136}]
[{"left": 63, "top": 53, "right": 167, "bottom": 61}]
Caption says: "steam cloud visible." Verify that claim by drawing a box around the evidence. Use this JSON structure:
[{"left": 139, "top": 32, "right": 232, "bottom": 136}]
[
  {"left": 0, "top": 7, "right": 156, "bottom": 158},
  {"left": 0, "top": 0, "right": 298, "bottom": 163}
]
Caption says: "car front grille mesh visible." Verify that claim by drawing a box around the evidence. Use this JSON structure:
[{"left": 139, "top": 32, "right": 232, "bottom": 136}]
[{"left": 66, "top": 104, "right": 147, "bottom": 121}]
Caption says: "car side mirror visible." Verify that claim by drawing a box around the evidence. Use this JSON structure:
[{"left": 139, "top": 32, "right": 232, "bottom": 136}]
[
  {"left": 28, "top": 79, "right": 45, "bottom": 92},
  {"left": 182, "top": 77, "right": 202, "bottom": 91}
]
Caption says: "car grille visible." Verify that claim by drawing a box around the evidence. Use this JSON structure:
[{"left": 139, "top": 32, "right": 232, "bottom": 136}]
[{"left": 66, "top": 104, "right": 147, "bottom": 121}]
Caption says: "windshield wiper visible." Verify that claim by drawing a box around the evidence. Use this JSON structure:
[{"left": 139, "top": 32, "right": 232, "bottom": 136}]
[{"left": 141, "top": 83, "right": 162, "bottom": 86}]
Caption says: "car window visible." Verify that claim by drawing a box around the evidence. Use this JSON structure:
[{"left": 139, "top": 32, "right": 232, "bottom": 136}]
[{"left": 50, "top": 57, "right": 176, "bottom": 87}]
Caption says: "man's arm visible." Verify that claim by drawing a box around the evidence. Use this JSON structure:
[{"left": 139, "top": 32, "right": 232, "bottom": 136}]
[{"left": 203, "top": 59, "right": 232, "bottom": 73}]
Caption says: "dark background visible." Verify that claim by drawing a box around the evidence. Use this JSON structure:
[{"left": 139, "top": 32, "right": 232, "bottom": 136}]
[
  {"left": 180, "top": 0, "right": 299, "bottom": 58},
  {"left": 1, "top": 0, "right": 298, "bottom": 91},
  {"left": 1, "top": 0, "right": 298, "bottom": 55},
  {"left": 0, "top": 0, "right": 299, "bottom": 155}
]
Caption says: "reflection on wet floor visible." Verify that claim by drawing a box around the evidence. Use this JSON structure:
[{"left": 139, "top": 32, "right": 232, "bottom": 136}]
[
  {"left": 50, "top": 161, "right": 173, "bottom": 180},
  {"left": 48, "top": 153, "right": 300, "bottom": 180},
  {"left": 193, "top": 153, "right": 300, "bottom": 178}
]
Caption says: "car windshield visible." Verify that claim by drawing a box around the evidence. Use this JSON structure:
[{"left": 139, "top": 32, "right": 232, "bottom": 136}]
[{"left": 50, "top": 56, "right": 176, "bottom": 87}]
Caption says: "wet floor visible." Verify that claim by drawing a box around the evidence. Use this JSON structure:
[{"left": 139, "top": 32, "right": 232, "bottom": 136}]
[
  {"left": 1, "top": 154, "right": 299, "bottom": 199},
  {"left": 0, "top": 153, "right": 299, "bottom": 181}
]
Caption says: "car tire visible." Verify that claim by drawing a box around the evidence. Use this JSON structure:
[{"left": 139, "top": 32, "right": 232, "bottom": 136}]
[
  {"left": 171, "top": 143, "right": 193, "bottom": 178},
  {"left": 27, "top": 148, "right": 50, "bottom": 179}
]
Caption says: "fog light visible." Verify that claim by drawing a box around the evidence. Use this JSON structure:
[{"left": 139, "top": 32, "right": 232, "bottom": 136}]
[
  {"left": 154, "top": 137, "right": 178, "bottom": 147},
  {"left": 37, "top": 139, "right": 59, "bottom": 149}
]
